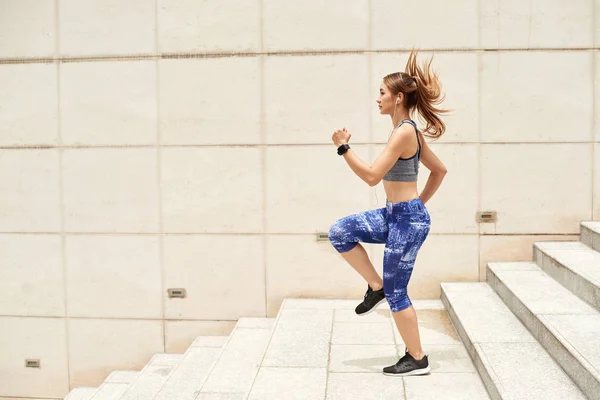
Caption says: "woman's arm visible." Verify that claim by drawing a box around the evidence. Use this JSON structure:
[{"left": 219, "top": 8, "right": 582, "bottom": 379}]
[
  {"left": 417, "top": 133, "right": 447, "bottom": 204},
  {"left": 332, "top": 126, "right": 412, "bottom": 187}
]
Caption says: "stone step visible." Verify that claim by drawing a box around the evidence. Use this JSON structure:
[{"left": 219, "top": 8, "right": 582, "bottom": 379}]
[
  {"left": 534, "top": 241, "right": 600, "bottom": 311},
  {"left": 487, "top": 262, "right": 600, "bottom": 399},
  {"left": 189, "top": 335, "right": 229, "bottom": 349},
  {"left": 89, "top": 371, "right": 139, "bottom": 400},
  {"left": 195, "top": 318, "right": 276, "bottom": 397},
  {"left": 246, "top": 298, "right": 490, "bottom": 400},
  {"left": 155, "top": 329, "right": 267, "bottom": 400},
  {"left": 64, "top": 387, "right": 98, "bottom": 400},
  {"left": 245, "top": 300, "right": 334, "bottom": 400},
  {"left": 116, "top": 354, "right": 183, "bottom": 400},
  {"left": 441, "top": 282, "right": 586, "bottom": 400},
  {"left": 261, "top": 300, "right": 334, "bottom": 369},
  {"left": 581, "top": 221, "right": 600, "bottom": 252}
]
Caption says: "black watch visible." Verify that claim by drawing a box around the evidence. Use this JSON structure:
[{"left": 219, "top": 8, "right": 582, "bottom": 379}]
[{"left": 337, "top": 144, "right": 351, "bottom": 155}]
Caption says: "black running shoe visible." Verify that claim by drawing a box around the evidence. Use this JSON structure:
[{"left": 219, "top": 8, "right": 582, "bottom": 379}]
[
  {"left": 383, "top": 352, "right": 431, "bottom": 376},
  {"left": 355, "top": 285, "right": 386, "bottom": 315}
]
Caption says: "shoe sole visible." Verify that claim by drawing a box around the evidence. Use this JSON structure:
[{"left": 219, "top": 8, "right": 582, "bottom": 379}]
[
  {"left": 356, "top": 297, "right": 387, "bottom": 316},
  {"left": 382, "top": 366, "right": 431, "bottom": 377}
]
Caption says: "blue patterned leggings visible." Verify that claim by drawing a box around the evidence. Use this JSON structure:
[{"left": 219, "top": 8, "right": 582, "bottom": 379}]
[{"left": 328, "top": 198, "right": 431, "bottom": 312}]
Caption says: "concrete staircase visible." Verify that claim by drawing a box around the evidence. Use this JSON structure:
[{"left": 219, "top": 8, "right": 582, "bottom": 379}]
[
  {"left": 62, "top": 221, "right": 600, "bottom": 400},
  {"left": 63, "top": 299, "right": 489, "bottom": 400},
  {"left": 443, "top": 221, "right": 600, "bottom": 400}
]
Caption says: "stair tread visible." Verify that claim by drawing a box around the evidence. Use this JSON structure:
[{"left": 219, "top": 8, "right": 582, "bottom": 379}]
[
  {"left": 582, "top": 221, "right": 600, "bottom": 233},
  {"left": 442, "top": 282, "right": 586, "bottom": 399},
  {"left": 104, "top": 371, "right": 139, "bottom": 384},
  {"left": 198, "top": 325, "right": 273, "bottom": 395},
  {"left": 236, "top": 317, "right": 276, "bottom": 329},
  {"left": 89, "top": 383, "right": 129, "bottom": 400},
  {"left": 88, "top": 371, "right": 139, "bottom": 400},
  {"left": 535, "top": 241, "right": 600, "bottom": 284},
  {"left": 488, "top": 262, "right": 600, "bottom": 379},
  {"left": 248, "top": 298, "right": 488, "bottom": 399},
  {"left": 154, "top": 347, "right": 223, "bottom": 400},
  {"left": 190, "top": 335, "right": 229, "bottom": 348},
  {"left": 118, "top": 354, "right": 183, "bottom": 400},
  {"left": 261, "top": 308, "right": 333, "bottom": 369},
  {"left": 64, "top": 387, "right": 98, "bottom": 400},
  {"left": 489, "top": 262, "right": 597, "bottom": 315}
]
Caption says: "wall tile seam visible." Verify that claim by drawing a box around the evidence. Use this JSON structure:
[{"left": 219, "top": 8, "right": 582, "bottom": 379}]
[
  {"left": 594, "top": 0, "right": 597, "bottom": 50},
  {"left": 0, "top": 315, "right": 242, "bottom": 322},
  {"left": 5, "top": 232, "right": 214, "bottom": 236},
  {"left": 367, "top": 1, "right": 374, "bottom": 209},
  {"left": 2, "top": 47, "right": 600, "bottom": 65},
  {"left": 154, "top": 0, "right": 168, "bottom": 353},
  {"left": 593, "top": 49, "right": 597, "bottom": 220},
  {"left": 260, "top": 5, "right": 269, "bottom": 319},
  {"left": 367, "top": 0, "right": 373, "bottom": 53},
  {"left": 0, "top": 142, "right": 593, "bottom": 150},
  {"left": 479, "top": 233, "right": 580, "bottom": 237},
  {"left": 476, "top": 0, "right": 482, "bottom": 50},
  {"left": 0, "top": 232, "right": 579, "bottom": 236},
  {"left": 55, "top": 0, "right": 73, "bottom": 388},
  {"left": 476, "top": 42, "right": 483, "bottom": 277}
]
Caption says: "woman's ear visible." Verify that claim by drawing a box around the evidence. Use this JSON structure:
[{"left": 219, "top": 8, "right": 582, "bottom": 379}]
[{"left": 396, "top": 93, "right": 403, "bottom": 104}]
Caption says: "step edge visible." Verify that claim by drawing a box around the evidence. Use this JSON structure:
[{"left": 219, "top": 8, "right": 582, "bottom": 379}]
[
  {"left": 534, "top": 243, "right": 600, "bottom": 283},
  {"left": 152, "top": 346, "right": 224, "bottom": 400},
  {"left": 196, "top": 313, "right": 281, "bottom": 396},
  {"left": 64, "top": 387, "right": 99, "bottom": 400},
  {"left": 581, "top": 221, "right": 600, "bottom": 232},
  {"left": 533, "top": 245, "right": 600, "bottom": 306},
  {"left": 487, "top": 263, "right": 596, "bottom": 310},
  {"left": 118, "top": 355, "right": 182, "bottom": 400},
  {"left": 441, "top": 287, "right": 505, "bottom": 400},
  {"left": 443, "top": 284, "right": 587, "bottom": 398},
  {"left": 89, "top": 382, "right": 130, "bottom": 400},
  {"left": 487, "top": 266, "right": 600, "bottom": 398},
  {"left": 534, "top": 241, "right": 594, "bottom": 254},
  {"left": 103, "top": 370, "right": 140, "bottom": 384},
  {"left": 538, "top": 314, "right": 600, "bottom": 382},
  {"left": 580, "top": 223, "right": 598, "bottom": 250}
]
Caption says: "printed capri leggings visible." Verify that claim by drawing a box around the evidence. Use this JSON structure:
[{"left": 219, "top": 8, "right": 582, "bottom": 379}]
[{"left": 328, "top": 197, "right": 431, "bottom": 313}]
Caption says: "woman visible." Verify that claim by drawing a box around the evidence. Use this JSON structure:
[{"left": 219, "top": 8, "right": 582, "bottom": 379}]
[{"left": 328, "top": 49, "right": 449, "bottom": 376}]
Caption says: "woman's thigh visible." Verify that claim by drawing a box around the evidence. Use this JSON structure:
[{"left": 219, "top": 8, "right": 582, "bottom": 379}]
[{"left": 328, "top": 208, "right": 389, "bottom": 253}]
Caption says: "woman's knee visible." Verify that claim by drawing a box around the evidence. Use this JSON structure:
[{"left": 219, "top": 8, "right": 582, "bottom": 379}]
[
  {"left": 385, "top": 287, "right": 412, "bottom": 312},
  {"left": 328, "top": 219, "right": 357, "bottom": 253}
]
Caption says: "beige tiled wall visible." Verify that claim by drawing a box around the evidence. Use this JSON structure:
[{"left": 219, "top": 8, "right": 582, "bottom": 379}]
[
  {"left": 0, "top": 64, "right": 58, "bottom": 146},
  {"left": 0, "top": 0, "right": 598, "bottom": 397},
  {"left": 59, "top": 0, "right": 156, "bottom": 56},
  {"left": 480, "top": 51, "right": 593, "bottom": 142},
  {"left": 60, "top": 61, "right": 158, "bottom": 146},
  {"left": 480, "top": 0, "right": 594, "bottom": 49}
]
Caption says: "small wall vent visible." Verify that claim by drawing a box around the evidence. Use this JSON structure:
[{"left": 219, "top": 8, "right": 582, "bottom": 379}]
[
  {"left": 477, "top": 211, "right": 497, "bottom": 223},
  {"left": 168, "top": 288, "right": 187, "bottom": 298},
  {"left": 25, "top": 359, "right": 40, "bottom": 368}
]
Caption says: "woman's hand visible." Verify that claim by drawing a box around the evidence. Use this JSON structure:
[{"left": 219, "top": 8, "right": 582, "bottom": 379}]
[{"left": 332, "top": 127, "right": 351, "bottom": 147}]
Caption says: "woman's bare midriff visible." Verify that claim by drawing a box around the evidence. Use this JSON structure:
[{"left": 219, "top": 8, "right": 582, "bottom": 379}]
[{"left": 382, "top": 180, "right": 420, "bottom": 203}]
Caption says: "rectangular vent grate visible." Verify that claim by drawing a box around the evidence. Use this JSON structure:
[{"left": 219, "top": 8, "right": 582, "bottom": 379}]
[{"left": 168, "top": 288, "right": 187, "bottom": 298}]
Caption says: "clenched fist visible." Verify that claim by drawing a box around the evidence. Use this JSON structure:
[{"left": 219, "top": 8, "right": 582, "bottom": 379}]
[{"left": 332, "top": 127, "right": 351, "bottom": 147}]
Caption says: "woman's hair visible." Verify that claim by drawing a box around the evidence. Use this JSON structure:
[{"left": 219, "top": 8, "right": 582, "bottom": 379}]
[{"left": 383, "top": 49, "right": 450, "bottom": 139}]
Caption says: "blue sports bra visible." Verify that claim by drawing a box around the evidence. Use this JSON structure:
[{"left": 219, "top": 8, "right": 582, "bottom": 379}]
[{"left": 382, "top": 119, "right": 421, "bottom": 182}]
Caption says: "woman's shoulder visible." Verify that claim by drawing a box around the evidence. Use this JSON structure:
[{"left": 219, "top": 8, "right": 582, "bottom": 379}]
[{"left": 392, "top": 120, "right": 417, "bottom": 137}]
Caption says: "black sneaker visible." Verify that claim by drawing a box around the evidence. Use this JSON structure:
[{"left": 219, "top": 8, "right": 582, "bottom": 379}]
[
  {"left": 355, "top": 285, "right": 386, "bottom": 315},
  {"left": 383, "top": 352, "right": 431, "bottom": 376}
]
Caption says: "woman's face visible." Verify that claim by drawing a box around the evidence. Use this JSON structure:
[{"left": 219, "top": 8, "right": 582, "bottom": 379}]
[{"left": 376, "top": 82, "right": 396, "bottom": 115}]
